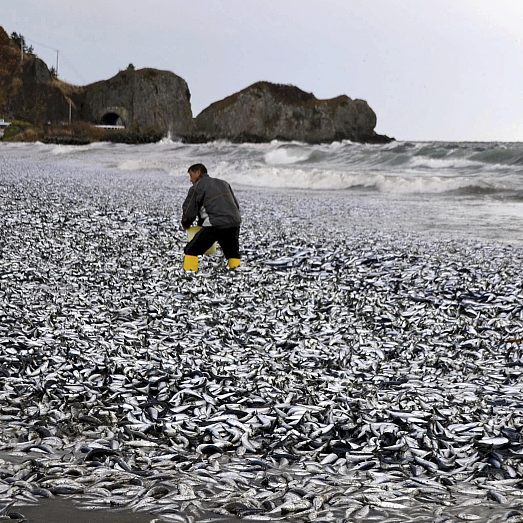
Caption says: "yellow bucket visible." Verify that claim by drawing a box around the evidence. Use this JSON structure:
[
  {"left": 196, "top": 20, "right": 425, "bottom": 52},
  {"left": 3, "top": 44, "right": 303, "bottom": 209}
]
[{"left": 187, "top": 226, "right": 216, "bottom": 255}]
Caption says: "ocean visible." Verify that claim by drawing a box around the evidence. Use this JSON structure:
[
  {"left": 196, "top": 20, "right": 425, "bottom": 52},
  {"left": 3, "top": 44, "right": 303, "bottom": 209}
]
[{"left": 2, "top": 138, "right": 522, "bottom": 244}]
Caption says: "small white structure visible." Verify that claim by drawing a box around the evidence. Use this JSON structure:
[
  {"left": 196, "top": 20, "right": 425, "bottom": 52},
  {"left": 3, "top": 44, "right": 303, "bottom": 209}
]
[{"left": 0, "top": 119, "right": 12, "bottom": 138}]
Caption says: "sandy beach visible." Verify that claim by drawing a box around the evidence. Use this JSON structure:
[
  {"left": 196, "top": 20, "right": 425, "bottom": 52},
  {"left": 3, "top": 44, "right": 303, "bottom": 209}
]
[{"left": 1, "top": 147, "right": 522, "bottom": 523}]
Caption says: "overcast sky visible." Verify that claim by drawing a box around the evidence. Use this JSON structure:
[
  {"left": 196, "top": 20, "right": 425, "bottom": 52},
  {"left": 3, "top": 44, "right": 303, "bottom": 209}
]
[{"left": 3, "top": 0, "right": 523, "bottom": 141}]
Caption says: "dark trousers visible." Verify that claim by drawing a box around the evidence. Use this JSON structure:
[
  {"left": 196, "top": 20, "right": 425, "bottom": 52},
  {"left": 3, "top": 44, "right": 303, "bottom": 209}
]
[{"left": 184, "top": 227, "right": 240, "bottom": 259}]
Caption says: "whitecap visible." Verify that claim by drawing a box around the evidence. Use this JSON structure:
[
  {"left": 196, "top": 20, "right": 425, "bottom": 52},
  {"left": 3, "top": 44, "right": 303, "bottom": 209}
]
[{"left": 264, "top": 147, "right": 311, "bottom": 165}]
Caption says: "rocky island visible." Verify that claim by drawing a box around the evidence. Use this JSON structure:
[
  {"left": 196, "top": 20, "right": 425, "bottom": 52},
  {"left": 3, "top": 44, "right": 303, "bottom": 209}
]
[
  {"left": 194, "top": 81, "right": 391, "bottom": 144},
  {"left": 0, "top": 26, "right": 393, "bottom": 144}
]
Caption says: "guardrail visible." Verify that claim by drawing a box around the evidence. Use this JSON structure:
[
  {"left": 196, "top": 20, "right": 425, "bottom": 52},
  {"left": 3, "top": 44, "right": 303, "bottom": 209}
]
[{"left": 94, "top": 125, "right": 125, "bottom": 130}]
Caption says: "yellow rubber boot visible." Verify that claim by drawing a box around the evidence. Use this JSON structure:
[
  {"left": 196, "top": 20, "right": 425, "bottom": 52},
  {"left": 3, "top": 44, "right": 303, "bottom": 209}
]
[
  {"left": 183, "top": 255, "right": 199, "bottom": 272},
  {"left": 228, "top": 258, "right": 241, "bottom": 269}
]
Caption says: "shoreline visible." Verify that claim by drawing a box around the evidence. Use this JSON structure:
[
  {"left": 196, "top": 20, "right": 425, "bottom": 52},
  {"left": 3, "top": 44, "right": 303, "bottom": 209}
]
[{"left": 1, "top": 132, "right": 391, "bottom": 146}]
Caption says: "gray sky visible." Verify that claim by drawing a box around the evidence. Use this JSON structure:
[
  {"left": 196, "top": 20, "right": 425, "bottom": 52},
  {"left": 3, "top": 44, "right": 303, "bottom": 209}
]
[{"left": 3, "top": 0, "right": 523, "bottom": 141}]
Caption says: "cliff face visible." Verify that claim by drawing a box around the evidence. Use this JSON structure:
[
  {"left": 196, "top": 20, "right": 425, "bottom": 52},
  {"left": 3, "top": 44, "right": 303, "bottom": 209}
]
[
  {"left": 75, "top": 69, "right": 195, "bottom": 135},
  {"left": 195, "top": 82, "right": 392, "bottom": 144},
  {"left": 0, "top": 27, "right": 195, "bottom": 135},
  {"left": 0, "top": 27, "right": 71, "bottom": 124},
  {"left": 0, "top": 27, "right": 19, "bottom": 111}
]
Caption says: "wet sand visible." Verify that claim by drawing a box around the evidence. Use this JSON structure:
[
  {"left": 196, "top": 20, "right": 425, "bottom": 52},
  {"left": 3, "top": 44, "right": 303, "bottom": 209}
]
[{"left": 16, "top": 498, "right": 154, "bottom": 523}]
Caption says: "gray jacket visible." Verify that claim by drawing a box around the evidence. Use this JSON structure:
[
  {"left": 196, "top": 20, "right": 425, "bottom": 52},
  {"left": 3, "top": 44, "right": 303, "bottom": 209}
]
[{"left": 181, "top": 173, "right": 241, "bottom": 229}]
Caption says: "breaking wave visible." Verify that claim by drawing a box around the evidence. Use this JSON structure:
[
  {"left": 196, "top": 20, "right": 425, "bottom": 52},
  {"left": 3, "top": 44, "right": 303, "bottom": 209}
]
[
  {"left": 2, "top": 139, "right": 522, "bottom": 199},
  {"left": 118, "top": 159, "right": 171, "bottom": 172}
]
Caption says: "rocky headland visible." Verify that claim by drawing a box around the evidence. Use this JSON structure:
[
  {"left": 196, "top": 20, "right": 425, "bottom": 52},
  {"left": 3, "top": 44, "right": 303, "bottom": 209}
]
[
  {"left": 0, "top": 26, "right": 393, "bottom": 144},
  {"left": 76, "top": 68, "right": 195, "bottom": 136}
]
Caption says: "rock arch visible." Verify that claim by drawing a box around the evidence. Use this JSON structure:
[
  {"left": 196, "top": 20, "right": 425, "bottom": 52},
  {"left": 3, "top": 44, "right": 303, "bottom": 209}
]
[{"left": 101, "top": 112, "right": 125, "bottom": 127}]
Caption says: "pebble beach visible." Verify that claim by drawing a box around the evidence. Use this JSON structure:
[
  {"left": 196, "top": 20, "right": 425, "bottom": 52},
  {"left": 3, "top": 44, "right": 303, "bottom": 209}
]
[{"left": 1, "top": 145, "right": 523, "bottom": 523}]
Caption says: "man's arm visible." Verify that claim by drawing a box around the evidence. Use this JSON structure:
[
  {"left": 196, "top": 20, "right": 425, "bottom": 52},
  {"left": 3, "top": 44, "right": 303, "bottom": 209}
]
[
  {"left": 229, "top": 184, "right": 240, "bottom": 210},
  {"left": 181, "top": 185, "right": 199, "bottom": 229}
]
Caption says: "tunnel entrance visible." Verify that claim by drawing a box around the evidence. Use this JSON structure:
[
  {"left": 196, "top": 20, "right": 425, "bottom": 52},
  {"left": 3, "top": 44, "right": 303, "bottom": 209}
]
[{"left": 100, "top": 113, "right": 125, "bottom": 127}]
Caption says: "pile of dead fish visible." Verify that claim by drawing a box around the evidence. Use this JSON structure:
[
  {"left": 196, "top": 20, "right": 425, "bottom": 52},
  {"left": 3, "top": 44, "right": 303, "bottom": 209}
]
[{"left": 0, "top": 156, "right": 523, "bottom": 523}]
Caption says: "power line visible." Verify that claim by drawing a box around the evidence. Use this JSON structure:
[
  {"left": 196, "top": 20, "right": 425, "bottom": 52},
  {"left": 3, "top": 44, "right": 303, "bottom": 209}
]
[
  {"left": 59, "top": 53, "right": 88, "bottom": 85},
  {"left": 23, "top": 35, "right": 88, "bottom": 85},
  {"left": 24, "top": 36, "right": 58, "bottom": 53}
]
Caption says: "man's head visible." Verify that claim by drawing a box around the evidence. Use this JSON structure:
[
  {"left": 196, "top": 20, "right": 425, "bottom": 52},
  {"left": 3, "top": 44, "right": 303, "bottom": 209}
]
[{"left": 188, "top": 163, "right": 207, "bottom": 184}]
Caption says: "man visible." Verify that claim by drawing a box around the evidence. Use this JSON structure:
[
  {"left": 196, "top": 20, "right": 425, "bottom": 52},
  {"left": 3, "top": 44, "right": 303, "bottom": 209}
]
[{"left": 181, "top": 163, "right": 241, "bottom": 272}]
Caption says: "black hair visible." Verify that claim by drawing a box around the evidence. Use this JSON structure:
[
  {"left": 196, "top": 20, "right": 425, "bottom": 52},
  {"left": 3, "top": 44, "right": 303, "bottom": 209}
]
[{"left": 188, "top": 163, "right": 207, "bottom": 174}]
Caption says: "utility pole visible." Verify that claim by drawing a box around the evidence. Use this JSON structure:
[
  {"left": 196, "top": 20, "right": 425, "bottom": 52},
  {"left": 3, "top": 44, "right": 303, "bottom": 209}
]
[
  {"left": 56, "top": 50, "right": 59, "bottom": 76},
  {"left": 21, "top": 37, "right": 24, "bottom": 62}
]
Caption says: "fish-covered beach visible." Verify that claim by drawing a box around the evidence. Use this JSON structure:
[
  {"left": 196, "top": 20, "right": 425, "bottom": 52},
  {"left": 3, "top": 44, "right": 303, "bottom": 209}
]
[{"left": 1, "top": 140, "right": 523, "bottom": 523}]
